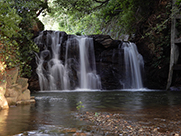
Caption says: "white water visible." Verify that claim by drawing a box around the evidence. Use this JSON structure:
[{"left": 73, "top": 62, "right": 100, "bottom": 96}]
[
  {"left": 36, "top": 53, "right": 49, "bottom": 90},
  {"left": 35, "top": 32, "right": 101, "bottom": 90},
  {"left": 47, "top": 32, "right": 70, "bottom": 90},
  {"left": 35, "top": 31, "right": 144, "bottom": 90},
  {"left": 121, "top": 42, "right": 144, "bottom": 89},
  {"left": 77, "top": 37, "right": 102, "bottom": 89}
]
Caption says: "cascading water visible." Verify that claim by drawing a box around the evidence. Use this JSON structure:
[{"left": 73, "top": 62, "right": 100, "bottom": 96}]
[
  {"left": 34, "top": 31, "right": 144, "bottom": 90},
  {"left": 35, "top": 31, "right": 69, "bottom": 90},
  {"left": 35, "top": 31, "right": 101, "bottom": 91},
  {"left": 77, "top": 37, "right": 102, "bottom": 89},
  {"left": 121, "top": 42, "right": 144, "bottom": 89}
]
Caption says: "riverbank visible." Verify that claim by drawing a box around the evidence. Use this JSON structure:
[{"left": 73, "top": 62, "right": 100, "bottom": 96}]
[{"left": 75, "top": 111, "right": 180, "bottom": 136}]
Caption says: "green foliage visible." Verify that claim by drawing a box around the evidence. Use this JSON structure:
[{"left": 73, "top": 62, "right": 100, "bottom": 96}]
[
  {"left": 76, "top": 101, "right": 84, "bottom": 111},
  {"left": 0, "top": 0, "right": 22, "bottom": 69},
  {"left": 176, "top": 0, "right": 181, "bottom": 6},
  {"left": 49, "top": 0, "right": 158, "bottom": 37},
  {"left": 94, "top": 112, "right": 100, "bottom": 117},
  {"left": 0, "top": 1, "right": 22, "bottom": 38},
  {"left": 0, "top": 0, "right": 47, "bottom": 77}
]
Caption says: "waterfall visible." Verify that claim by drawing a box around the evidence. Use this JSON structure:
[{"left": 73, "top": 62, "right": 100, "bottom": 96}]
[
  {"left": 121, "top": 42, "right": 144, "bottom": 89},
  {"left": 34, "top": 31, "right": 144, "bottom": 90},
  {"left": 35, "top": 31, "right": 101, "bottom": 91},
  {"left": 77, "top": 37, "right": 102, "bottom": 89}
]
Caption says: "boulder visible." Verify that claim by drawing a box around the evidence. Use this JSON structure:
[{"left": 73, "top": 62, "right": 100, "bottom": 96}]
[
  {"left": 5, "top": 84, "right": 22, "bottom": 105},
  {"left": 90, "top": 35, "right": 113, "bottom": 48},
  {"left": 17, "top": 78, "right": 29, "bottom": 91},
  {"left": 5, "top": 84, "right": 22, "bottom": 97},
  {"left": 5, "top": 97, "right": 17, "bottom": 105},
  {"left": 0, "top": 66, "right": 35, "bottom": 109},
  {"left": 17, "top": 89, "right": 30, "bottom": 101},
  {"left": 6, "top": 67, "right": 19, "bottom": 88}
]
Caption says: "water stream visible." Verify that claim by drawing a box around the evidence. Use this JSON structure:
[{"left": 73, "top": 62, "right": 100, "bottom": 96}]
[
  {"left": 121, "top": 42, "right": 144, "bottom": 89},
  {"left": 1, "top": 90, "right": 181, "bottom": 135},
  {"left": 76, "top": 36, "right": 101, "bottom": 89}
]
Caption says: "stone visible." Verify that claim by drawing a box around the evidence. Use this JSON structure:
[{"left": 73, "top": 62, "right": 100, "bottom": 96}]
[
  {"left": 17, "top": 89, "right": 30, "bottom": 101},
  {"left": 30, "top": 96, "right": 35, "bottom": 99},
  {"left": 6, "top": 97, "right": 17, "bottom": 105},
  {"left": 16, "top": 100, "right": 31, "bottom": 105},
  {"left": 29, "top": 99, "right": 36, "bottom": 103},
  {"left": 5, "top": 84, "right": 22, "bottom": 97},
  {"left": 17, "top": 78, "right": 29, "bottom": 91},
  {"left": 0, "top": 66, "right": 33, "bottom": 108},
  {"left": 0, "top": 92, "right": 9, "bottom": 109},
  {"left": 73, "top": 132, "right": 87, "bottom": 136},
  {"left": 6, "top": 67, "right": 19, "bottom": 88},
  {"left": 28, "top": 79, "right": 40, "bottom": 91},
  {"left": 90, "top": 34, "right": 113, "bottom": 48},
  {"left": 5, "top": 84, "right": 22, "bottom": 105}
]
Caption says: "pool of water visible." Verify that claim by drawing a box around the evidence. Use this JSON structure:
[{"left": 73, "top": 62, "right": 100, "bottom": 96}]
[{"left": 0, "top": 89, "right": 181, "bottom": 135}]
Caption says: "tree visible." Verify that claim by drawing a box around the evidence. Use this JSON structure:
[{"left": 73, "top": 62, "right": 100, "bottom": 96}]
[
  {"left": 0, "top": 0, "right": 48, "bottom": 77},
  {"left": 48, "top": 0, "right": 158, "bottom": 38},
  {"left": 0, "top": 0, "right": 22, "bottom": 71}
]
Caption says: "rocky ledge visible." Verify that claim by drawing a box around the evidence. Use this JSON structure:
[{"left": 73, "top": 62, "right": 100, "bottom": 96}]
[{"left": 0, "top": 67, "right": 35, "bottom": 110}]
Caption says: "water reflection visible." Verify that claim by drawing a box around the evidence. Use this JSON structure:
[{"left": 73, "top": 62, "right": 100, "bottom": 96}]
[
  {"left": 0, "top": 90, "right": 181, "bottom": 135},
  {"left": 0, "top": 109, "right": 8, "bottom": 135},
  {"left": 0, "top": 105, "right": 36, "bottom": 136}
]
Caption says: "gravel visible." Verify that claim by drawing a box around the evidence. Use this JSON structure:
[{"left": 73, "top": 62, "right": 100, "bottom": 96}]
[{"left": 75, "top": 111, "right": 181, "bottom": 136}]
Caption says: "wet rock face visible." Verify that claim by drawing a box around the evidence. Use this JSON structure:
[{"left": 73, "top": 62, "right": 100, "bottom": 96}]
[
  {"left": 31, "top": 31, "right": 126, "bottom": 90},
  {"left": 89, "top": 35, "right": 124, "bottom": 90}
]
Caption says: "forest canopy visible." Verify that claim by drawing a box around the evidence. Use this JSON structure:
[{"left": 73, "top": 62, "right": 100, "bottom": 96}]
[
  {"left": 1, "top": 0, "right": 181, "bottom": 81},
  {"left": 47, "top": 0, "right": 158, "bottom": 38}
]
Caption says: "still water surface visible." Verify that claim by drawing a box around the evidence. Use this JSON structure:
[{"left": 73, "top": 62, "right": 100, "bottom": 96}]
[{"left": 0, "top": 89, "right": 181, "bottom": 135}]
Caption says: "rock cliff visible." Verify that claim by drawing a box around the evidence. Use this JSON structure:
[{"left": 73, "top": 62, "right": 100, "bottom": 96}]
[{"left": 0, "top": 67, "right": 35, "bottom": 110}]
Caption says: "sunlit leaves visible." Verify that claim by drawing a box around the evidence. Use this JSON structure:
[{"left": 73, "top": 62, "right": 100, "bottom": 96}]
[
  {"left": 0, "top": 0, "right": 43, "bottom": 77},
  {"left": 0, "top": 0, "right": 22, "bottom": 70},
  {"left": 49, "top": 0, "right": 156, "bottom": 37},
  {"left": 0, "top": 1, "right": 22, "bottom": 38}
]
